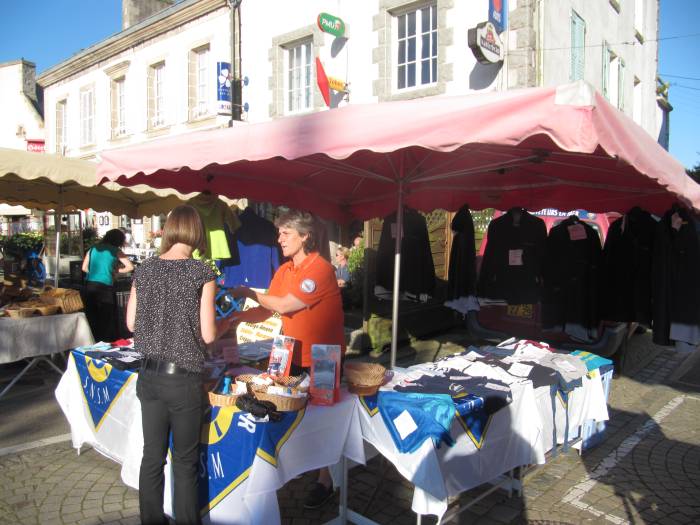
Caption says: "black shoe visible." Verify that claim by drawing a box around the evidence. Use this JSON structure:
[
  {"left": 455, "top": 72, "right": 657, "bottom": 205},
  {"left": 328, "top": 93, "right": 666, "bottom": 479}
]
[{"left": 303, "top": 482, "right": 335, "bottom": 509}]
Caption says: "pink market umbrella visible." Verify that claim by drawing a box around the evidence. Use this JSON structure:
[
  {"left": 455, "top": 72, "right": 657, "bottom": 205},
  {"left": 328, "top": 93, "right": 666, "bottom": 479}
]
[{"left": 98, "top": 81, "right": 700, "bottom": 366}]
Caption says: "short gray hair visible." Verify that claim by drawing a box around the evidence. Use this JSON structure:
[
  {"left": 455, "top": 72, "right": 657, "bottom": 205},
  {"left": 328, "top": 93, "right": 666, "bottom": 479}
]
[{"left": 275, "top": 209, "right": 318, "bottom": 254}]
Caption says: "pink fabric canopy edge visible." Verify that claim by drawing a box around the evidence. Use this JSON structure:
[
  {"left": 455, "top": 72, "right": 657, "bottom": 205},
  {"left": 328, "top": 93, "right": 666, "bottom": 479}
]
[{"left": 98, "top": 81, "right": 700, "bottom": 222}]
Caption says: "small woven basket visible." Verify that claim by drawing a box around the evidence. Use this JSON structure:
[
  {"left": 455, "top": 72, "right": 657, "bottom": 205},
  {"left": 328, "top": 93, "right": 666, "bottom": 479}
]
[
  {"left": 208, "top": 391, "right": 240, "bottom": 407},
  {"left": 236, "top": 373, "right": 308, "bottom": 411},
  {"left": 40, "top": 287, "right": 84, "bottom": 314},
  {"left": 5, "top": 306, "right": 37, "bottom": 319},
  {"left": 34, "top": 304, "right": 60, "bottom": 316},
  {"left": 347, "top": 383, "right": 382, "bottom": 396},
  {"left": 253, "top": 388, "right": 308, "bottom": 411},
  {"left": 235, "top": 374, "right": 258, "bottom": 390},
  {"left": 343, "top": 362, "right": 386, "bottom": 387},
  {"left": 274, "top": 374, "right": 309, "bottom": 393}
]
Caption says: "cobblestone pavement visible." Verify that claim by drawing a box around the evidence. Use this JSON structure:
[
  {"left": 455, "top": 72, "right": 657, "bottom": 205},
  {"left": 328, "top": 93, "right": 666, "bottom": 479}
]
[{"left": 1, "top": 332, "right": 699, "bottom": 525}]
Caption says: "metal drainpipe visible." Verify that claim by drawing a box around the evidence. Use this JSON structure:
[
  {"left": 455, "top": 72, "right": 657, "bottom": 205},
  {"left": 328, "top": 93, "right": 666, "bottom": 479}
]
[{"left": 229, "top": 0, "right": 242, "bottom": 126}]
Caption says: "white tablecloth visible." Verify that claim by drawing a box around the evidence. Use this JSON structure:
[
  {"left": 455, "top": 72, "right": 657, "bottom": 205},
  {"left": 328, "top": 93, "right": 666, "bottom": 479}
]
[
  {"left": 0, "top": 312, "right": 94, "bottom": 364},
  {"left": 356, "top": 381, "right": 547, "bottom": 518},
  {"left": 55, "top": 350, "right": 365, "bottom": 524},
  {"left": 533, "top": 369, "right": 609, "bottom": 453},
  {"left": 355, "top": 362, "right": 610, "bottom": 520}
]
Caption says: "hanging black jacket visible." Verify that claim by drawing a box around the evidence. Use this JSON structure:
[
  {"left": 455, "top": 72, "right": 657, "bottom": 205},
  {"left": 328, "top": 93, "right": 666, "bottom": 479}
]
[
  {"left": 541, "top": 216, "right": 602, "bottom": 331},
  {"left": 477, "top": 208, "right": 546, "bottom": 305},
  {"left": 600, "top": 208, "right": 656, "bottom": 324},
  {"left": 652, "top": 208, "right": 700, "bottom": 345},
  {"left": 376, "top": 208, "right": 435, "bottom": 296},
  {"left": 447, "top": 205, "right": 477, "bottom": 300}
]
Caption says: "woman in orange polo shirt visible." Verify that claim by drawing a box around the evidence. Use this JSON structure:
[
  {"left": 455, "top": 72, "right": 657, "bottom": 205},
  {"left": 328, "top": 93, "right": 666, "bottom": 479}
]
[{"left": 229, "top": 208, "right": 344, "bottom": 509}]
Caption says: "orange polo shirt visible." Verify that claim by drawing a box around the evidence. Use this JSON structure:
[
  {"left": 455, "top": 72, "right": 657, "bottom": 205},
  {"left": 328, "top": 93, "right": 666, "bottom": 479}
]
[{"left": 268, "top": 252, "right": 345, "bottom": 367}]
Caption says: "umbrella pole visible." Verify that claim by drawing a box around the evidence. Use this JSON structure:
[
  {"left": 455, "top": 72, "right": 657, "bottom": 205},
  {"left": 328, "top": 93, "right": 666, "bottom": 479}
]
[
  {"left": 390, "top": 175, "right": 405, "bottom": 369},
  {"left": 54, "top": 188, "right": 63, "bottom": 287}
]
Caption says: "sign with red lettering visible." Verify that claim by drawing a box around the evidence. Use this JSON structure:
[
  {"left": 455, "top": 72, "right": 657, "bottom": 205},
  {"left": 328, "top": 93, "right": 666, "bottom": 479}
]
[{"left": 26, "top": 140, "right": 45, "bottom": 153}]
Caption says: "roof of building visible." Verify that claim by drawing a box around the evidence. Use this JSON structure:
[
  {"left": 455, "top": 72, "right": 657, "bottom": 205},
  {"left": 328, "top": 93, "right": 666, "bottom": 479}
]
[{"left": 37, "top": 0, "right": 224, "bottom": 87}]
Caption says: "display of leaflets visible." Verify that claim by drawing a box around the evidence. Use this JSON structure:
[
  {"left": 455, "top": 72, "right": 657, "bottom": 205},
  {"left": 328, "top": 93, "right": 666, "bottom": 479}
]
[
  {"left": 266, "top": 335, "right": 294, "bottom": 377},
  {"left": 236, "top": 296, "right": 283, "bottom": 344},
  {"left": 310, "top": 344, "right": 342, "bottom": 406}
]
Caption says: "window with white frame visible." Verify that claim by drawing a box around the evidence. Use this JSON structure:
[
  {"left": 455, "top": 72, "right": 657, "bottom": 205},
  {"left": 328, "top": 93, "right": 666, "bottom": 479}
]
[
  {"left": 602, "top": 43, "right": 615, "bottom": 103},
  {"left": 604, "top": 47, "right": 624, "bottom": 110},
  {"left": 570, "top": 10, "right": 586, "bottom": 81},
  {"left": 633, "top": 77, "right": 642, "bottom": 124},
  {"left": 55, "top": 99, "right": 67, "bottom": 154},
  {"left": 79, "top": 86, "right": 95, "bottom": 146},
  {"left": 286, "top": 40, "right": 312, "bottom": 113},
  {"left": 188, "top": 45, "right": 210, "bottom": 119},
  {"left": 396, "top": 3, "right": 437, "bottom": 90},
  {"left": 148, "top": 61, "right": 166, "bottom": 129},
  {"left": 111, "top": 77, "right": 126, "bottom": 138}
]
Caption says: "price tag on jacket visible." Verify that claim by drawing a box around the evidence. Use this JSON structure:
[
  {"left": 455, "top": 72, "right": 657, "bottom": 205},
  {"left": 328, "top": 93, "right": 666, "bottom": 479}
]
[
  {"left": 508, "top": 249, "right": 523, "bottom": 266},
  {"left": 567, "top": 223, "right": 587, "bottom": 240}
]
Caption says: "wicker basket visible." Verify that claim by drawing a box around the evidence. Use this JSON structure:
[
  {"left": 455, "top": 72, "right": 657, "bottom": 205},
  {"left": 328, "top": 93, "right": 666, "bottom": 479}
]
[
  {"left": 34, "top": 304, "right": 60, "bottom": 316},
  {"left": 235, "top": 374, "right": 259, "bottom": 389},
  {"left": 5, "top": 306, "right": 38, "bottom": 319},
  {"left": 273, "top": 374, "right": 309, "bottom": 393},
  {"left": 40, "top": 287, "right": 84, "bottom": 314},
  {"left": 344, "top": 362, "right": 387, "bottom": 387},
  {"left": 347, "top": 383, "right": 382, "bottom": 396},
  {"left": 208, "top": 391, "right": 240, "bottom": 407},
  {"left": 235, "top": 373, "right": 308, "bottom": 411},
  {"left": 252, "top": 387, "right": 308, "bottom": 411}
]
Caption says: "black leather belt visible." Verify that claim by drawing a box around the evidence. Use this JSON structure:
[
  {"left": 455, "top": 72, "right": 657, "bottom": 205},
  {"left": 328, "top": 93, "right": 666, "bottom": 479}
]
[{"left": 140, "top": 358, "right": 200, "bottom": 377}]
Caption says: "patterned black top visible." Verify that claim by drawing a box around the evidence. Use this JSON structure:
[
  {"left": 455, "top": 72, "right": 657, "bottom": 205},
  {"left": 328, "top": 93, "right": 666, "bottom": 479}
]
[{"left": 133, "top": 257, "right": 217, "bottom": 373}]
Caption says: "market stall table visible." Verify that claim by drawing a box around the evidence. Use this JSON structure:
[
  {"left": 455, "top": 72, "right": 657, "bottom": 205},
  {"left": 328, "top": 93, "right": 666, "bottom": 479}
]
[
  {"left": 55, "top": 348, "right": 366, "bottom": 524},
  {"left": 0, "top": 312, "right": 93, "bottom": 400},
  {"left": 339, "top": 351, "right": 610, "bottom": 524}
]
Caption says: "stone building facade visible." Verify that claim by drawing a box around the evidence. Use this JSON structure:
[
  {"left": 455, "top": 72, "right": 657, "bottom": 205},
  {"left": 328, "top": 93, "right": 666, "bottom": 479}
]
[{"left": 36, "top": 0, "right": 664, "bottom": 256}]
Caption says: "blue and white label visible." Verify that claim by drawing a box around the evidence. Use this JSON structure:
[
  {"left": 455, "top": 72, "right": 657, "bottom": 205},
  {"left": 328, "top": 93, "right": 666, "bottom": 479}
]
[{"left": 300, "top": 279, "right": 316, "bottom": 293}]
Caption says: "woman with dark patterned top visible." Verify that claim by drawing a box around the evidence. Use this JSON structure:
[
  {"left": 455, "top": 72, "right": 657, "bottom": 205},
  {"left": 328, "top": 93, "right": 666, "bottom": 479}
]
[{"left": 126, "top": 205, "right": 235, "bottom": 525}]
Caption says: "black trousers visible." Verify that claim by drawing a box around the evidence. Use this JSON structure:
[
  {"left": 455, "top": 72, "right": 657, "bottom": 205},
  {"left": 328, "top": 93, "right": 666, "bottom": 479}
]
[
  {"left": 83, "top": 281, "right": 117, "bottom": 343},
  {"left": 136, "top": 370, "right": 203, "bottom": 525}
]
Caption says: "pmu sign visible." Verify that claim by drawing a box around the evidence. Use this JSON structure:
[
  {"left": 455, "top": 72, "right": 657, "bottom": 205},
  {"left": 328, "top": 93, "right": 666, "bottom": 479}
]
[{"left": 317, "top": 12, "right": 345, "bottom": 38}]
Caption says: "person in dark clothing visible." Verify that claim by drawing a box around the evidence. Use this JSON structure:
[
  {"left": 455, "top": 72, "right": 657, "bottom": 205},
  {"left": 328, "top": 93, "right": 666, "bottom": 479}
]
[
  {"left": 126, "top": 205, "right": 235, "bottom": 525},
  {"left": 81, "top": 229, "right": 134, "bottom": 342},
  {"left": 477, "top": 208, "right": 547, "bottom": 304},
  {"left": 447, "top": 204, "right": 477, "bottom": 300}
]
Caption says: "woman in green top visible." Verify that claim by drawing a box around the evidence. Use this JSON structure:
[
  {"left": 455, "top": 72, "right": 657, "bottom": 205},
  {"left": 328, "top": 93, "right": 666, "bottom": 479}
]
[{"left": 81, "top": 229, "right": 134, "bottom": 342}]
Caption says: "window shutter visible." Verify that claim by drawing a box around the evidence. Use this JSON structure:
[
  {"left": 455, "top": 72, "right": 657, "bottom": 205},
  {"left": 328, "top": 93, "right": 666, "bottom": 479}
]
[
  {"left": 188, "top": 50, "right": 196, "bottom": 120},
  {"left": 602, "top": 44, "right": 609, "bottom": 99},
  {"left": 55, "top": 101, "right": 64, "bottom": 154},
  {"left": 88, "top": 89, "right": 94, "bottom": 144},
  {"left": 80, "top": 90, "right": 86, "bottom": 145},
  {"left": 147, "top": 66, "right": 155, "bottom": 129},
  {"left": 618, "top": 59, "right": 625, "bottom": 110},
  {"left": 110, "top": 80, "right": 117, "bottom": 138},
  {"left": 570, "top": 12, "right": 585, "bottom": 81}
]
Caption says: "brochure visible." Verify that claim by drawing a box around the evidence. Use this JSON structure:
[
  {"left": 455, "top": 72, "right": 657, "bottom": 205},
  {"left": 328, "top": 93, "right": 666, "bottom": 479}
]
[
  {"left": 266, "top": 335, "right": 294, "bottom": 377},
  {"left": 310, "top": 344, "right": 342, "bottom": 406}
]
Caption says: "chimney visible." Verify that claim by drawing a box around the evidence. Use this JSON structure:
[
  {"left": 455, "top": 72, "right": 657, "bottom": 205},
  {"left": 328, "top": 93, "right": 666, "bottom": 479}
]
[
  {"left": 122, "top": 0, "right": 174, "bottom": 30},
  {"left": 21, "top": 60, "right": 38, "bottom": 102}
]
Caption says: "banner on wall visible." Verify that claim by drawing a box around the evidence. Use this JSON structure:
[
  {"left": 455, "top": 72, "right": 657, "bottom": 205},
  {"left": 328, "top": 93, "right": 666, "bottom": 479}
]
[
  {"left": 489, "top": 0, "right": 508, "bottom": 33},
  {"left": 217, "top": 62, "right": 232, "bottom": 114}
]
